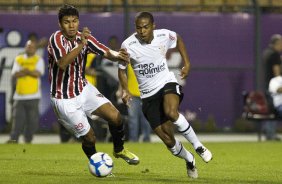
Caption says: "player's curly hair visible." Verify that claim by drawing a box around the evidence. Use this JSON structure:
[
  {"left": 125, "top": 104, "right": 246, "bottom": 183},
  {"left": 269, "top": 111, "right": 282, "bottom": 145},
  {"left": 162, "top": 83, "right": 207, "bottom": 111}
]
[
  {"left": 58, "top": 4, "right": 79, "bottom": 22},
  {"left": 135, "top": 12, "right": 154, "bottom": 24}
]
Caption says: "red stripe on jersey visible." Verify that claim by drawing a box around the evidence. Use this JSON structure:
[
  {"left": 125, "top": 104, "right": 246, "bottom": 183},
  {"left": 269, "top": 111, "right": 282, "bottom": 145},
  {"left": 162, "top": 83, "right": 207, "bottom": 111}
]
[
  {"left": 54, "top": 32, "right": 67, "bottom": 60},
  {"left": 68, "top": 62, "right": 75, "bottom": 98},
  {"left": 88, "top": 36, "right": 109, "bottom": 52}
]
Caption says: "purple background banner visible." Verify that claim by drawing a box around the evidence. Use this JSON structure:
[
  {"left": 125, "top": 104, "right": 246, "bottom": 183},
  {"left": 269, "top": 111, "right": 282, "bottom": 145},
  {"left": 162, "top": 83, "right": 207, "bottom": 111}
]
[{"left": 0, "top": 12, "right": 281, "bottom": 131}]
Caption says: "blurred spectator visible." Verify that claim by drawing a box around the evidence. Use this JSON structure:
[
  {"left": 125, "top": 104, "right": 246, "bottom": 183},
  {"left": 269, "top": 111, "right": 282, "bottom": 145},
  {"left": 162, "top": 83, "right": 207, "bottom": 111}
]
[
  {"left": 7, "top": 40, "right": 44, "bottom": 143},
  {"left": 27, "top": 32, "right": 48, "bottom": 57},
  {"left": 98, "top": 35, "right": 120, "bottom": 99},
  {"left": 263, "top": 34, "right": 282, "bottom": 140},
  {"left": 268, "top": 76, "right": 282, "bottom": 140},
  {"left": 127, "top": 64, "right": 151, "bottom": 142}
]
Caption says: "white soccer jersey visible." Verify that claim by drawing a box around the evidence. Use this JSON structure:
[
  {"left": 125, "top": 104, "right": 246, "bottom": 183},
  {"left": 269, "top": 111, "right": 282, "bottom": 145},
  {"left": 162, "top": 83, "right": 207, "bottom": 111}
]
[{"left": 120, "top": 29, "right": 179, "bottom": 98}]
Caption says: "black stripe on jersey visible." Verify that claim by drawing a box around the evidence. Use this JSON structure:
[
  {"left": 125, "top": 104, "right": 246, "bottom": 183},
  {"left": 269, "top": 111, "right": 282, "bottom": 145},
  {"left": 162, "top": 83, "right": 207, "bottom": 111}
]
[
  {"left": 51, "top": 60, "right": 58, "bottom": 97},
  {"left": 74, "top": 58, "right": 80, "bottom": 96},
  {"left": 88, "top": 40, "right": 105, "bottom": 55},
  {"left": 51, "top": 34, "right": 61, "bottom": 61},
  {"left": 62, "top": 67, "right": 69, "bottom": 99}
]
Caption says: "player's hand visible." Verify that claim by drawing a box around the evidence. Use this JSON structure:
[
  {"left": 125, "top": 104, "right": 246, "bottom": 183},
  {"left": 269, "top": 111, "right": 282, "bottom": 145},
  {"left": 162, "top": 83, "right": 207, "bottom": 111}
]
[
  {"left": 121, "top": 89, "right": 132, "bottom": 107},
  {"left": 117, "top": 48, "right": 130, "bottom": 64},
  {"left": 81, "top": 27, "right": 91, "bottom": 45},
  {"left": 179, "top": 65, "right": 190, "bottom": 79}
]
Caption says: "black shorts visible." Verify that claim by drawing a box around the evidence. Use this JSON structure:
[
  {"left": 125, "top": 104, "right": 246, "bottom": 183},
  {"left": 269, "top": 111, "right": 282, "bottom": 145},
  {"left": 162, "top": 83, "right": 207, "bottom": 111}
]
[{"left": 142, "top": 82, "right": 184, "bottom": 130}]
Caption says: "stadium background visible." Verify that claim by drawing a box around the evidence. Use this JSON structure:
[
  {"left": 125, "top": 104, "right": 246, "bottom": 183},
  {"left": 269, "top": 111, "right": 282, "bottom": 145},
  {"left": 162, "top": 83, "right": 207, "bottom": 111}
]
[{"left": 0, "top": 0, "right": 282, "bottom": 135}]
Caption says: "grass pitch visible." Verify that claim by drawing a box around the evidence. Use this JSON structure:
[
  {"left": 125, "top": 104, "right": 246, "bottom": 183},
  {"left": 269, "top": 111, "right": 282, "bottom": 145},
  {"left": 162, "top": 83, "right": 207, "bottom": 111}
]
[{"left": 0, "top": 142, "right": 281, "bottom": 184}]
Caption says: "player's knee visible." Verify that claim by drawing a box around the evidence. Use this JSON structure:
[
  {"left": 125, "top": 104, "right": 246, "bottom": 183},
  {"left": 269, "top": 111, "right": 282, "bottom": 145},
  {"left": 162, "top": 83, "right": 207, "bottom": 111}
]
[
  {"left": 164, "top": 108, "right": 179, "bottom": 122},
  {"left": 108, "top": 110, "right": 122, "bottom": 126},
  {"left": 82, "top": 129, "right": 96, "bottom": 145}
]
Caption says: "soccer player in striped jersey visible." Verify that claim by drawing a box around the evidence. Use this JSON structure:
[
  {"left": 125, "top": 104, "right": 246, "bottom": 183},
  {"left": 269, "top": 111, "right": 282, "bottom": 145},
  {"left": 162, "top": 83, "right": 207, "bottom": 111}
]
[
  {"left": 118, "top": 12, "right": 212, "bottom": 178},
  {"left": 48, "top": 4, "right": 139, "bottom": 165}
]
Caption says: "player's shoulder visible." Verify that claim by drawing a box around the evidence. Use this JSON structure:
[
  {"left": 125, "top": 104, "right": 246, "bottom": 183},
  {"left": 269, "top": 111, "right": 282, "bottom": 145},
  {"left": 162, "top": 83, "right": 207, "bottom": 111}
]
[
  {"left": 155, "top": 29, "right": 173, "bottom": 35},
  {"left": 50, "top": 30, "right": 63, "bottom": 41},
  {"left": 155, "top": 29, "right": 176, "bottom": 39},
  {"left": 122, "top": 33, "right": 138, "bottom": 48}
]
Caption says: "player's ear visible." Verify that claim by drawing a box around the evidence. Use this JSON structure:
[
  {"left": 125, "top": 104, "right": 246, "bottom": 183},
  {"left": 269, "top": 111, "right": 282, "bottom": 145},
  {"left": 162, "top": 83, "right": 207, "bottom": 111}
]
[{"left": 152, "top": 23, "right": 156, "bottom": 29}]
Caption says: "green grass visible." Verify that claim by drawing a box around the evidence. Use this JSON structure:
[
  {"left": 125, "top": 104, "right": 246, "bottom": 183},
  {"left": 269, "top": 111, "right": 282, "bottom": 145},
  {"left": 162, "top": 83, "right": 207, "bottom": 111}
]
[{"left": 0, "top": 142, "right": 282, "bottom": 184}]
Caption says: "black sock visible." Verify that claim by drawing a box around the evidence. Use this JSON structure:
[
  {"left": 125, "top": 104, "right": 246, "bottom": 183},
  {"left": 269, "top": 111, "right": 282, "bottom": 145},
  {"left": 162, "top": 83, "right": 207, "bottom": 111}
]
[
  {"left": 108, "top": 121, "right": 125, "bottom": 153},
  {"left": 82, "top": 144, "right": 97, "bottom": 159}
]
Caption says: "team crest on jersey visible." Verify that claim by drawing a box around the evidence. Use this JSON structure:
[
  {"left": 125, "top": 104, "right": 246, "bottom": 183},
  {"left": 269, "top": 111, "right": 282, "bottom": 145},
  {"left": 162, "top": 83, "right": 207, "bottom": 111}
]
[{"left": 169, "top": 33, "right": 176, "bottom": 40}]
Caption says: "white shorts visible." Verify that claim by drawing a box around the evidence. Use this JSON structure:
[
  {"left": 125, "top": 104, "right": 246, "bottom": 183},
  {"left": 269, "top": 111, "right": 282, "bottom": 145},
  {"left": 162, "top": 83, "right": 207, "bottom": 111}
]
[{"left": 50, "top": 83, "right": 110, "bottom": 138}]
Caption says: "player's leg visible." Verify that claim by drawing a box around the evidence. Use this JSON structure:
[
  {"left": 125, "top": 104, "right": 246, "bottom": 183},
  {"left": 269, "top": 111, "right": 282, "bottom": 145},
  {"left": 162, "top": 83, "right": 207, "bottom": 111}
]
[
  {"left": 51, "top": 98, "right": 96, "bottom": 159},
  {"left": 163, "top": 83, "right": 212, "bottom": 163},
  {"left": 82, "top": 84, "right": 139, "bottom": 165},
  {"left": 93, "top": 102, "right": 139, "bottom": 165},
  {"left": 81, "top": 127, "right": 97, "bottom": 159},
  {"left": 142, "top": 94, "right": 197, "bottom": 178},
  {"left": 153, "top": 121, "right": 198, "bottom": 179}
]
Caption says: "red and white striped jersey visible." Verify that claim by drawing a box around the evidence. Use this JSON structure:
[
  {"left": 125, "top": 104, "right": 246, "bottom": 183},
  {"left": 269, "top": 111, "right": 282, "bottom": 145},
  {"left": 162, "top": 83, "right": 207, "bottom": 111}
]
[{"left": 48, "top": 30, "right": 109, "bottom": 99}]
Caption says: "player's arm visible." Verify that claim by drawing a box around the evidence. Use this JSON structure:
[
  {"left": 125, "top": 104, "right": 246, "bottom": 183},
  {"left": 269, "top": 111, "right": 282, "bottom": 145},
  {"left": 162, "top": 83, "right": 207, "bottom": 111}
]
[
  {"left": 118, "top": 66, "right": 132, "bottom": 107},
  {"left": 104, "top": 48, "right": 130, "bottom": 64},
  {"left": 176, "top": 34, "right": 191, "bottom": 79},
  {"left": 56, "top": 28, "right": 89, "bottom": 70},
  {"left": 57, "top": 43, "right": 85, "bottom": 70}
]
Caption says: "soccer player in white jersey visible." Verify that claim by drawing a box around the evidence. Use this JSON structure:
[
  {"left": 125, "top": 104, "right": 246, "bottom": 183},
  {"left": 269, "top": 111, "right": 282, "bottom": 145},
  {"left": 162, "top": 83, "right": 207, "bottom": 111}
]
[
  {"left": 118, "top": 12, "right": 212, "bottom": 178},
  {"left": 48, "top": 4, "right": 139, "bottom": 165}
]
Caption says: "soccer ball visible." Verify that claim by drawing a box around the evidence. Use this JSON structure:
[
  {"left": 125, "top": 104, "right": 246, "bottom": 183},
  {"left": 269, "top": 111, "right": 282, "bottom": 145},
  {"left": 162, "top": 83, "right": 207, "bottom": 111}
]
[{"left": 88, "top": 152, "right": 113, "bottom": 177}]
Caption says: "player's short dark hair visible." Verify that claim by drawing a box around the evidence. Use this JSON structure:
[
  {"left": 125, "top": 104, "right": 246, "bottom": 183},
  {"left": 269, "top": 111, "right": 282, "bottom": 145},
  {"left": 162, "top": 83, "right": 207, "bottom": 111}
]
[
  {"left": 135, "top": 12, "right": 154, "bottom": 24},
  {"left": 270, "top": 34, "right": 282, "bottom": 45},
  {"left": 58, "top": 4, "right": 79, "bottom": 22}
]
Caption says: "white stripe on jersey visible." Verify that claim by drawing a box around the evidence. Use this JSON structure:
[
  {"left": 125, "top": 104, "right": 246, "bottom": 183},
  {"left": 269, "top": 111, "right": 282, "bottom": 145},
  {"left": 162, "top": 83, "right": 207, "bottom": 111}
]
[{"left": 121, "top": 29, "right": 179, "bottom": 98}]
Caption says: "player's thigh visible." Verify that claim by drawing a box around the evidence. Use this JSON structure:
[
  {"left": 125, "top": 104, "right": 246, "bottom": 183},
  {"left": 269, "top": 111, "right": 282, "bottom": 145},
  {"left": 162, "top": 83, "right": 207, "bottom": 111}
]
[
  {"left": 92, "top": 102, "right": 120, "bottom": 125},
  {"left": 81, "top": 84, "right": 111, "bottom": 118},
  {"left": 51, "top": 97, "right": 90, "bottom": 138},
  {"left": 163, "top": 83, "right": 182, "bottom": 114}
]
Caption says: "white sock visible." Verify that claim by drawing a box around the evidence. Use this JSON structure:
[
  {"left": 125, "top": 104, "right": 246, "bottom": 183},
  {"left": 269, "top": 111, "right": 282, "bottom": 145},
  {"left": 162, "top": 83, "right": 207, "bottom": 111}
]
[
  {"left": 173, "top": 113, "right": 202, "bottom": 149},
  {"left": 168, "top": 139, "right": 194, "bottom": 162}
]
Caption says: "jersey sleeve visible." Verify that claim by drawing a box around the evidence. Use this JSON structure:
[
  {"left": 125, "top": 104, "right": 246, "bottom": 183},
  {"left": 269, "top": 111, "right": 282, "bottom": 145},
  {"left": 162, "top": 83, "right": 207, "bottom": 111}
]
[
  {"left": 118, "top": 42, "right": 129, "bottom": 70},
  {"left": 86, "top": 35, "right": 109, "bottom": 56},
  {"left": 166, "top": 29, "right": 177, "bottom": 49},
  {"left": 48, "top": 32, "right": 68, "bottom": 62}
]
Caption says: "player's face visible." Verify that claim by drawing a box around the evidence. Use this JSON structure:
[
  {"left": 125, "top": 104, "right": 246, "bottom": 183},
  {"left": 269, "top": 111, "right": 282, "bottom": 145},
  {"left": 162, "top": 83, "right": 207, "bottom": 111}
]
[
  {"left": 135, "top": 18, "right": 155, "bottom": 44},
  {"left": 59, "top": 15, "right": 79, "bottom": 40}
]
